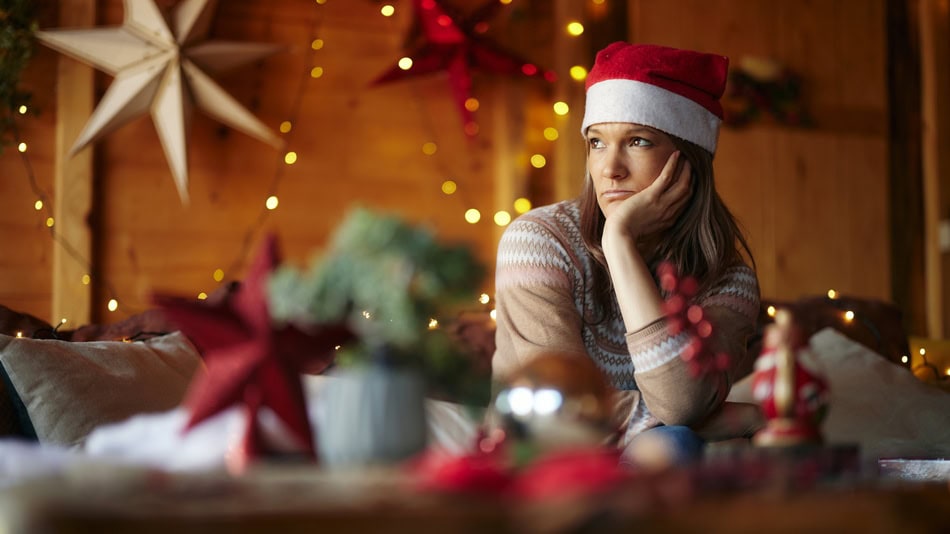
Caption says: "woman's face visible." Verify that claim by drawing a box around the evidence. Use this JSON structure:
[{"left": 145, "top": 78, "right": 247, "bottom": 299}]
[{"left": 586, "top": 122, "right": 677, "bottom": 218}]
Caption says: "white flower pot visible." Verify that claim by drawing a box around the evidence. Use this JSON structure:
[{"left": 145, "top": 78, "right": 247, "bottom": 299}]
[{"left": 316, "top": 366, "right": 428, "bottom": 468}]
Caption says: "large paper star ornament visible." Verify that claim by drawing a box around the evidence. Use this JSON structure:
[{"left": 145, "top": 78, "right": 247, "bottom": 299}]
[{"left": 36, "top": 0, "right": 283, "bottom": 203}]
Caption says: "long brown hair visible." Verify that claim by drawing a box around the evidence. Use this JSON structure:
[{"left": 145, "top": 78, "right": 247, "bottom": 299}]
[{"left": 579, "top": 135, "right": 755, "bottom": 320}]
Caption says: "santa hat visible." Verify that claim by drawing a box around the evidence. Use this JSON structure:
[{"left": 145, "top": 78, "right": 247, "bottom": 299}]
[{"left": 581, "top": 42, "right": 729, "bottom": 154}]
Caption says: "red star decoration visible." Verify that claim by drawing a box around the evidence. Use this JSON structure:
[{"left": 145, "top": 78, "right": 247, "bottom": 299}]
[
  {"left": 154, "top": 234, "right": 353, "bottom": 465},
  {"left": 658, "top": 261, "right": 730, "bottom": 377},
  {"left": 372, "top": 0, "right": 555, "bottom": 136}
]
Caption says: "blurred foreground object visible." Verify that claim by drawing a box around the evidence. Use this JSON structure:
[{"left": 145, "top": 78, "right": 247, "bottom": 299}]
[{"left": 752, "top": 310, "right": 829, "bottom": 447}]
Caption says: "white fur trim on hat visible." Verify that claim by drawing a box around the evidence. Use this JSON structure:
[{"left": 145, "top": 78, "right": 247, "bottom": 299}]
[{"left": 581, "top": 79, "right": 722, "bottom": 153}]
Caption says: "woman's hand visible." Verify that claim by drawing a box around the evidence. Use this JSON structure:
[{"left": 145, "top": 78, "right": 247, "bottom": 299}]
[{"left": 602, "top": 151, "right": 692, "bottom": 248}]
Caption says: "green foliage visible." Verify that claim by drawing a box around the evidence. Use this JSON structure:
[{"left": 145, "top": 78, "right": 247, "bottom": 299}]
[
  {"left": 0, "top": 0, "right": 37, "bottom": 152},
  {"left": 268, "top": 207, "right": 490, "bottom": 405}
]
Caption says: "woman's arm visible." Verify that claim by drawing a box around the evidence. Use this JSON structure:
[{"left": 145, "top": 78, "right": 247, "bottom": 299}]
[
  {"left": 627, "top": 265, "right": 760, "bottom": 427},
  {"left": 491, "top": 213, "right": 588, "bottom": 382}
]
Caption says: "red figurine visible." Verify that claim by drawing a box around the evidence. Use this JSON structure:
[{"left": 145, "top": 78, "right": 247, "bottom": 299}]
[{"left": 751, "top": 309, "right": 829, "bottom": 446}]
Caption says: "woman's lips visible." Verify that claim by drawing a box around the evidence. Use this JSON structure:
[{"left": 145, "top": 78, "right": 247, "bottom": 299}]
[{"left": 602, "top": 190, "right": 635, "bottom": 201}]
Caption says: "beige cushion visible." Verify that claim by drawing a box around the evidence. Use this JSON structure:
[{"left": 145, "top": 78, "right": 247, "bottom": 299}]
[{"left": 0, "top": 332, "right": 201, "bottom": 448}]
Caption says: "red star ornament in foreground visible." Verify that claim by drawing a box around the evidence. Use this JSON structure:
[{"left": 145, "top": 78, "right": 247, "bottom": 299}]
[
  {"left": 154, "top": 234, "right": 353, "bottom": 467},
  {"left": 36, "top": 0, "right": 284, "bottom": 204},
  {"left": 372, "top": 0, "right": 555, "bottom": 136}
]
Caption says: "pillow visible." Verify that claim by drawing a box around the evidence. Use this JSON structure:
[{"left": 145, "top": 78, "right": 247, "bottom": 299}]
[
  {"left": 0, "top": 331, "right": 202, "bottom": 448},
  {"left": 729, "top": 327, "right": 950, "bottom": 462}
]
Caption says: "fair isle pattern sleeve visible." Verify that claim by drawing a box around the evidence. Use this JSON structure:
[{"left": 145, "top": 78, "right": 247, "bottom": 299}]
[{"left": 492, "top": 202, "right": 591, "bottom": 381}]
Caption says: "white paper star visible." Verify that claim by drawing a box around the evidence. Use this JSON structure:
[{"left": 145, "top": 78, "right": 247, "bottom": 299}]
[{"left": 37, "top": 0, "right": 284, "bottom": 204}]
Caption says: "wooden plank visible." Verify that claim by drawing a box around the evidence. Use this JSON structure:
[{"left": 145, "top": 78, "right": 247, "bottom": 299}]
[
  {"left": 919, "top": 0, "right": 950, "bottom": 337},
  {"left": 51, "top": 0, "right": 95, "bottom": 326},
  {"left": 886, "top": 0, "right": 927, "bottom": 337},
  {"left": 552, "top": 0, "right": 588, "bottom": 202}
]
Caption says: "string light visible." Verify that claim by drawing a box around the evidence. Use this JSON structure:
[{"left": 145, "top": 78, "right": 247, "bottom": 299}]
[
  {"left": 34, "top": 200, "right": 42, "bottom": 210},
  {"left": 844, "top": 310, "right": 855, "bottom": 322},
  {"left": 513, "top": 197, "right": 532, "bottom": 213},
  {"left": 827, "top": 289, "right": 838, "bottom": 299},
  {"left": 311, "top": 39, "right": 324, "bottom": 50},
  {"left": 428, "top": 318, "right": 439, "bottom": 329},
  {"left": 380, "top": 4, "right": 395, "bottom": 17},
  {"left": 81, "top": 274, "right": 91, "bottom": 285},
  {"left": 422, "top": 142, "right": 437, "bottom": 155},
  {"left": 569, "top": 66, "right": 588, "bottom": 81},
  {"left": 530, "top": 154, "right": 547, "bottom": 168},
  {"left": 284, "top": 151, "right": 297, "bottom": 164},
  {"left": 464, "top": 209, "right": 481, "bottom": 224},
  {"left": 17, "top": 142, "right": 26, "bottom": 152},
  {"left": 901, "top": 355, "right": 909, "bottom": 364},
  {"left": 464, "top": 97, "right": 479, "bottom": 112},
  {"left": 398, "top": 57, "right": 413, "bottom": 70},
  {"left": 213, "top": 269, "right": 225, "bottom": 282},
  {"left": 766, "top": 305, "right": 777, "bottom": 317},
  {"left": 265, "top": 195, "right": 279, "bottom": 210},
  {"left": 489, "top": 309, "right": 497, "bottom": 321},
  {"left": 494, "top": 210, "right": 511, "bottom": 226},
  {"left": 479, "top": 293, "right": 490, "bottom": 305},
  {"left": 15, "top": 332, "right": 23, "bottom": 338},
  {"left": 45, "top": 217, "right": 54, "bottom": 228},
  {"left": 553, "top": 101, "right": 570, "bottom": 115},
  {"left": 441, "top": 180, "right": 457, "bottom": 194},
  {"left": 309, "top": 66, "right": 324, "bottom": 78},
  {"left": 543, "top": 127, "right": 558, "bottom": 141},
  {"left": 197, "top": 292, "right": 208, "bottom": 300},
  {"left": 463, "top": 122, "right": 479, "bottom": 136},
  {"left": 279, "top": 121, "right": 292, "bottom": 133},
  {"left": 107, "top": 299, "right": 118, "bottom": 312},
  {"left": 566, "top": 21, "right": 584, "bottom": 36},
  {"left": 18, "top": 105, "right": 27, "bottom": 114}
]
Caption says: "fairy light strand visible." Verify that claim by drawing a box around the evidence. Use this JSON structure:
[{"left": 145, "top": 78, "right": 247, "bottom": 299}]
[
  {"left": 9, "top": 109, "right": 125, "bottom": 318},
  {"left": 227, "top": 11, "right": 324, "bottom": 277}
]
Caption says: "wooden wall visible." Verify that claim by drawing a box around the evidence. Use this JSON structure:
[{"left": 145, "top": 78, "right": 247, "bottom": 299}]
[
  {"left": 626, "top": 0, "right": 890, "bottom": 304},
  {"left": 0, "top": 0, "right": 911, "bottom": 333}
]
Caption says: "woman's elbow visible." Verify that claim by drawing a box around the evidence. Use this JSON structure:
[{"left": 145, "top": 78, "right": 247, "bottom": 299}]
[{"left": 643, "top": 381, "right": 724, "bottom": 427}]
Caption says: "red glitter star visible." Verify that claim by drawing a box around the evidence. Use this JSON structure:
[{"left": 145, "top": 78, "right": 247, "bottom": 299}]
[
  {"left": 372, "top": 0, "right": 555, "bottom": 136},
  {"left": 154, "top": 234, "right": 353, "bottom": 465}
]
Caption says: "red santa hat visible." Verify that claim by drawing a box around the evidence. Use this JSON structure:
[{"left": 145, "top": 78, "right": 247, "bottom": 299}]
[{"left": 581, "top": 42, "right": 729, "bottom": 154}]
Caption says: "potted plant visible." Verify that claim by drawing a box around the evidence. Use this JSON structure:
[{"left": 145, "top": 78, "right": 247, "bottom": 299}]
[{"left": 267, "top": 207, "right": 489, "bottom": 466}]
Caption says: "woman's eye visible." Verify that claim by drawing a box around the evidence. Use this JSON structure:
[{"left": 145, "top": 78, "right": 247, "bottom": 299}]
[
  {"left": 630, "top": 137, "right": 653, "bottom": 147},
  {"left": 589, "top": 138, "right": 604, "bottom": 149}
]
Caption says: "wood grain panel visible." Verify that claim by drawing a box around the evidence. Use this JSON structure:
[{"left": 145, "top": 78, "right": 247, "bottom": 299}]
[{"left": 628, "top": 0, "right": 889, "bottom": 304}]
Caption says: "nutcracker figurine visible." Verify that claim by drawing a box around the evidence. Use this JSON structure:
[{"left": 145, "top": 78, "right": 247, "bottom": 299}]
[{"left": 751, "top": 309, "right": 830, "bottom": 447}]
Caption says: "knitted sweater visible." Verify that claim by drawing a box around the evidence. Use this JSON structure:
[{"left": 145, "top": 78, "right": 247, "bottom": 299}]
[{"left": 493, "top": 199, "right": 760, "bottom": 444}]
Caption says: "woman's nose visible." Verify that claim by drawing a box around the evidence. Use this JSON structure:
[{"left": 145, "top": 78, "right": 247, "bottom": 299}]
[{"left": 602, "top": 152, "right": 627, "bottom": 180}]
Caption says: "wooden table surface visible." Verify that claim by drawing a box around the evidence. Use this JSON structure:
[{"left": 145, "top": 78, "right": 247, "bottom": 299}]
[{"left": 1, "top": 460, "right": 947, "bottom": 534}]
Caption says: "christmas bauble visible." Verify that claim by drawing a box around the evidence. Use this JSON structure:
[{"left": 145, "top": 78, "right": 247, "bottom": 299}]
[{"left": 492, "top": 352, "right": 614, "bottom": 453}]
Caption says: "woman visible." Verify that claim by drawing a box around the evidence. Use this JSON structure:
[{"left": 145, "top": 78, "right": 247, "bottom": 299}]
[{"left": 493, "top": 42, "right": 762, "bottom": 465}]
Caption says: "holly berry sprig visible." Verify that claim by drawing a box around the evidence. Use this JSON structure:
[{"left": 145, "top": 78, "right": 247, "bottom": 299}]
[{"left": 657, "top": 261, "right": 730, "bottom": 376}]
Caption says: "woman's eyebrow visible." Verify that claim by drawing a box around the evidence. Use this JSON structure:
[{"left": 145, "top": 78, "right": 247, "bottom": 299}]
[{"left": 587, "top": 125, "right": 658, "bottom": 136}]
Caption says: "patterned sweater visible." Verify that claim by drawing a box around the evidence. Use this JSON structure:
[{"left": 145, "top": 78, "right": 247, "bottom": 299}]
[{"left": 493, "top": 199, "right": 760, "bottom": 444}]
